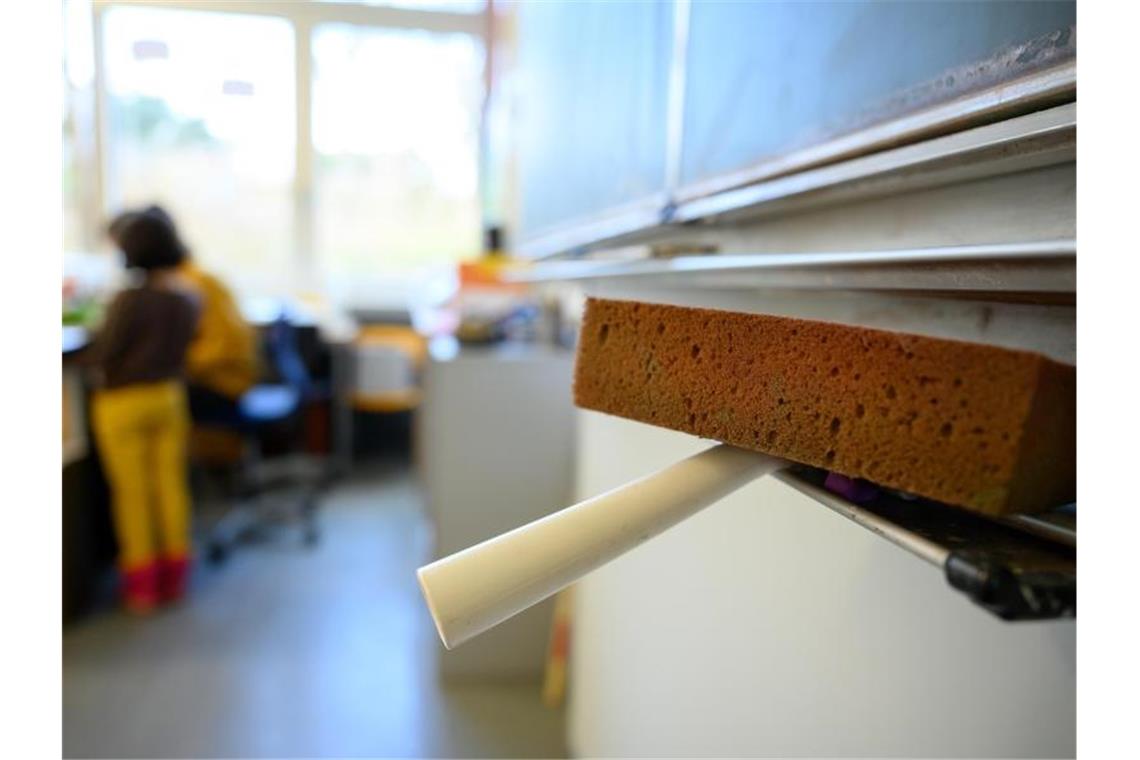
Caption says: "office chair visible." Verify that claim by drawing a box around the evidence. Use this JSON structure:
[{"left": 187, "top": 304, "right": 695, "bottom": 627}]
[{"left": 199, "top": 316, "right": 329, "bottom": 564}]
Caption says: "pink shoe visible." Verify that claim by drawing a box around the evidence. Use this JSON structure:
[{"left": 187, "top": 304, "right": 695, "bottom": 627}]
[
  {"left": 122, "top": 563, "right": 160, "bottom": 615},
  {"left": 157, "top": 556, "right": 191, "bottom": 604}
]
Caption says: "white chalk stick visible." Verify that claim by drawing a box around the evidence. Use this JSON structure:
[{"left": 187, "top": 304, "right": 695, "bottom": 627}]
[{"left": 417, "top": 444, "right": 785, "bottom": 649}]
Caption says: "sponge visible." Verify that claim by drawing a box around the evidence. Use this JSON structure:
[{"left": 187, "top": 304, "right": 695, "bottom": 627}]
[{"left": 573, "top": 298, "right": 1075, "bottom": 516}]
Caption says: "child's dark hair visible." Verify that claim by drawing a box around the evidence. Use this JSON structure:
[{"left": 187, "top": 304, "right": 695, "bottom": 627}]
[{"left": 107, "top": 207, "right": 187, "bottom": 270}]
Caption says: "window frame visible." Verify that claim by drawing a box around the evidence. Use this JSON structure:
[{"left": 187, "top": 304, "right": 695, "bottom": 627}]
[{"left": 85, "top": 0, "right": 489, "bottom": 286}]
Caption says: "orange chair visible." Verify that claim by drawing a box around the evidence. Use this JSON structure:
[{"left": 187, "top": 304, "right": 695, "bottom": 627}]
[{"left": 350, "top": 325, "right": 427, "bottom": 413}]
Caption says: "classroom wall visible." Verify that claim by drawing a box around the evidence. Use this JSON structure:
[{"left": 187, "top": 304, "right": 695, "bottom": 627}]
[{"left": 568, "top": 410, "right": 1075, "bottom": 758}]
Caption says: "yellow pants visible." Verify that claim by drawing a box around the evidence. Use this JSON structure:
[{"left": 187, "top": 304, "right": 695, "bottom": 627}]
[{"left": 92, "top": 381, "right": 192, "bottom": 570}]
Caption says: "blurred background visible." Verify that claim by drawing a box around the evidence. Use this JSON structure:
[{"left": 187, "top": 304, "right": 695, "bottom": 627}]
[
  {"left": 63, "top": 2, "right": 575, "bottom": 757},
  {"left": 61, "top": 1, "right": 1077, "bottom": 758}
]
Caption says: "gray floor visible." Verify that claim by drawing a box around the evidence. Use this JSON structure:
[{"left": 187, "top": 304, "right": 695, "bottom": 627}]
[{"left": 63, "top": 463, "right": 568, "bottom": 759}]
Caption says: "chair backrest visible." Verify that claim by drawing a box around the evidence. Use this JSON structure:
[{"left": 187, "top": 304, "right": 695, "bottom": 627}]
[{"left": 264, "top": 316, "right": 315, "bottom": 399}]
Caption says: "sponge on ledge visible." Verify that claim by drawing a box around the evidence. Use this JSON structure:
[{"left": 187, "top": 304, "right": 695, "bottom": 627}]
[{"left": 573, "top": 298, "right": 1075, "bottom": 516}]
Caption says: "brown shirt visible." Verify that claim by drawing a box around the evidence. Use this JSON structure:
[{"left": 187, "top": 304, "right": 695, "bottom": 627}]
[{"left": 93, "top": 285, "right": 201, "bottom": 389}]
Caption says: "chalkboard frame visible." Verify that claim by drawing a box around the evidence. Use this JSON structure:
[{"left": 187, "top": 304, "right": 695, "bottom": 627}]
[{"left": 516, "top": 1, "right": 1076, "bottom": 260}]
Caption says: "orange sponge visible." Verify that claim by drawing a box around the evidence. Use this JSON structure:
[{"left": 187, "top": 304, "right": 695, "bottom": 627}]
[{"left": 573, "top": 298, "right": 1075, "bottom": 516}]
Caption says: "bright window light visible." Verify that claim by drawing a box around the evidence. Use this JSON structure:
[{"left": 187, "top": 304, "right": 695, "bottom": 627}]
[
  {"left": 102, "top": 6, "right": 296, "bottom": 295},
  {"left": 312, "top": 24, "right": 484, "bottom": 291}
]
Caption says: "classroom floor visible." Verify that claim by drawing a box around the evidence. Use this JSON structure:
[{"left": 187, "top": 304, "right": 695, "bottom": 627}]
[{"left": 62, "top": 462, "right": 567, "bottom": 759}]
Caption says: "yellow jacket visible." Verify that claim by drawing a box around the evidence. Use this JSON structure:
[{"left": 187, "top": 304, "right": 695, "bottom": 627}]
[{"left": 178, "top": 262, "right": 259, "bottom": 398}]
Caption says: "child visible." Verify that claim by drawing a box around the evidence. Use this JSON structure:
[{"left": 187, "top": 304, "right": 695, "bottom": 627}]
[
  {"left": 92, "top": 209, "right": 201, "bottom": 614},
  {"left": 109, "top": 206, "right": 259, "bottom": 427}
]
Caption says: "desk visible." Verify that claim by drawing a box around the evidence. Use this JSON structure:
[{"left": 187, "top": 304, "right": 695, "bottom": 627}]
[{"left": 62, "top": 328, "right": 115, "bottom": 621}]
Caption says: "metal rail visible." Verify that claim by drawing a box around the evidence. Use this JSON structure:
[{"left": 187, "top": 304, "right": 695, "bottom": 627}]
[
  {"left": 508, "top": 239, "right": 1076, "bottom": 297},
  {"left": 518, "top": 71, "right": 1076, "bottom": 259},
  {"left": 774, "top": 467, "right": 1076, "bottom": 621}
]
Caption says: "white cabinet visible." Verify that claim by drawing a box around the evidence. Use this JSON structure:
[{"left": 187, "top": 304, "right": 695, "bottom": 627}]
[
  {"left": 569, "top": 409, "right": 1075, "bottom": 757},
  {"left": 418, "top": 344, "right": 576, "bottom": 680}
]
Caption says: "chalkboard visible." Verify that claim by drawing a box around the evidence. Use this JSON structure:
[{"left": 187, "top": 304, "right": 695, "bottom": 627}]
[
  {"left": 515, "top": 0, "right": 673, "bottom": 238},
  {"left": 679, "top": 0, "right": 1075, "bottom": 189}
]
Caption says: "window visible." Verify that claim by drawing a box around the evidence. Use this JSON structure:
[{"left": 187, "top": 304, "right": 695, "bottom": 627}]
[
  {"left": 102, "top": 6, "right": 295, "bottom": 295},
  {"left": 312, "top": 24, "right": 483, "bottom": 297},
  {"left": 74, "top": 2, "right": 487, "bottom": 308},
  {"left": 63, "top": 0, "right": 97, "bottom": 254}
]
